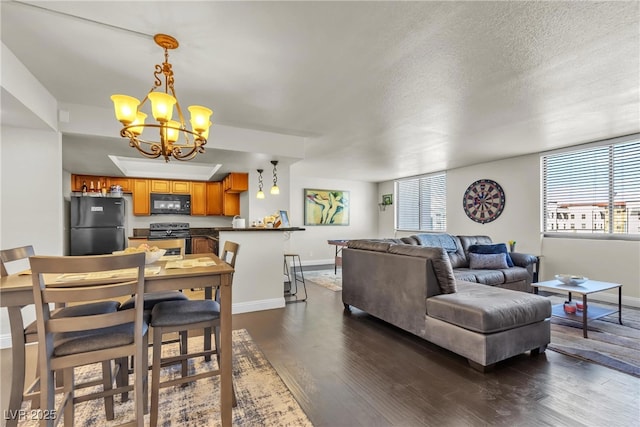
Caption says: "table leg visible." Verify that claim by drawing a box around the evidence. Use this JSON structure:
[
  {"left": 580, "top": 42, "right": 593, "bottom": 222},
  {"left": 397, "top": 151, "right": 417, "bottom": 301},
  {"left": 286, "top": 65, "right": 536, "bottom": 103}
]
[
  {"left": 6, "top": 306, "right": 26, "bottom": 427},
  {"left": 334, "top": 246, "right": 338, "bottom": 274},
  {"left": 618, "top": 286, "right": 623, "bottom": 325},
  {"left": 220, "top": 274, "right": 233, "bottom": 427},
  {"left": 203, "top": 287, "right": 212, "bottom": 362},
  {"left": 582, "top": 294, "right": 588, "bottom": 338}
]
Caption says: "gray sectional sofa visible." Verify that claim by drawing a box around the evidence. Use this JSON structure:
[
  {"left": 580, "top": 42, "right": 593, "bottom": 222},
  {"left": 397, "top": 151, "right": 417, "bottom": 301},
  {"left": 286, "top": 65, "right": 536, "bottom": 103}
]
[
  {"left": 342, "top": 236, "right": 551, "bottom": 371},
  {"left": 388, "top": 234, "right": 539, "bottom": 292}
]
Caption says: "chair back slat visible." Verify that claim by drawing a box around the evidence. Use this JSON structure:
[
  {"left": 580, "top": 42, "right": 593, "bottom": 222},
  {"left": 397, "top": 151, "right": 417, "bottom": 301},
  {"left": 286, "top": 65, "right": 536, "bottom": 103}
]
[
  {"left": 222, "top": 241, "right": 239, "bottom": 268},
  {"left": 43, "top": 280, "right": 138, "bottom": 303},
  {"left": 0, "top": 245, "right": 35, "bottom": 276},
  {"left": 138, "top": 239, "right": 186, "bottom": 257},
  {"left": 48, "top": 310, "right": 135, "bottom": 333}
]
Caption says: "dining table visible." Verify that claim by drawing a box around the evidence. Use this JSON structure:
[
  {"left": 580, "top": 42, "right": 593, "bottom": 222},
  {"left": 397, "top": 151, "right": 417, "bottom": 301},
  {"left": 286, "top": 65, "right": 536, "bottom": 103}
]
[{"left": 0, "top": 253, "right": 234, "bottom": 427}]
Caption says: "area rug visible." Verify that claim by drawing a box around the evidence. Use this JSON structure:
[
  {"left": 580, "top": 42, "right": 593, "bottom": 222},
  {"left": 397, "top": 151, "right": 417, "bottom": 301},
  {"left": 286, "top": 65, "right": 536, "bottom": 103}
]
[
  {"left": 18, "top": 329, "right": 313, "bottom": 426},
  {"left": 547, "top": 296, "right": 640, "bottom": 378},
  {"left": 302, "top": 269, "right": 342, "bottom": 291}
]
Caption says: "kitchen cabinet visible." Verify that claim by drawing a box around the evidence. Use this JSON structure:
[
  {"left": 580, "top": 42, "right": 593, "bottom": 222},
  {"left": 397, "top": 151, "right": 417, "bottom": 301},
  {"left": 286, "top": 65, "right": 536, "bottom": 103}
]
[
  {"left": 72, "top": 175, "right": 108, "bottom": 193},
  {"left": 132, "top": 179, "right": 150, "bottom": 216},
  {"left": 150, "top": 180, "right": 170, "bottom": 193},
  {"left": 191, "top": 236, "right": 216, "bottom": 254},
  {"left": 70, "top": 172, "right": 247, "bottom": 217},
  {"left": 190, "top": 182, "right": 207, "bottom": 216},
  {"left": 223, "top": 173, "right": 248, "bottom": 193},
  {"left": 206, "top": 182, "right": 223, "bottom": 215},
  {"left": 171, "top": 180, "right": 191, "bottom": 194},
  {"left": 108, "top": 177, "right": 132, "bottom": 192},
  {"left": 223, "top": 193, "right": 240, "bottom": 217}
]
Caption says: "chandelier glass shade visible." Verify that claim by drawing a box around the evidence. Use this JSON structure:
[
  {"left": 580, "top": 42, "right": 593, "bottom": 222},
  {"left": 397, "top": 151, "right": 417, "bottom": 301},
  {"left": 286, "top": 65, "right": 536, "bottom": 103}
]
[
  {"left": 111, "top": 34, "right": 213, "bottom": 162},
  {"left": 270, "top": 160, "right": 280, "bottom": 195}
]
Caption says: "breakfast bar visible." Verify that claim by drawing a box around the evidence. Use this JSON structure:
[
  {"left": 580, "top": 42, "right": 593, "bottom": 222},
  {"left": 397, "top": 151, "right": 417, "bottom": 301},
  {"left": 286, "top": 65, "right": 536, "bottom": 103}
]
[{"left": 218, "top": 227, "right": 304, "bottom": 313}]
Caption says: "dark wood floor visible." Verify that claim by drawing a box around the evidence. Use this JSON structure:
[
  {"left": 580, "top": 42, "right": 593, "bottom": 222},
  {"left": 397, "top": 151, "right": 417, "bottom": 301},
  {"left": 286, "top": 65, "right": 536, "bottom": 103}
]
[
  {"left": 2, "top": 271, "right": 639, "bottom": 426},
  {"left": 233, "top": 275, "right": 640, "bottom": 427}
]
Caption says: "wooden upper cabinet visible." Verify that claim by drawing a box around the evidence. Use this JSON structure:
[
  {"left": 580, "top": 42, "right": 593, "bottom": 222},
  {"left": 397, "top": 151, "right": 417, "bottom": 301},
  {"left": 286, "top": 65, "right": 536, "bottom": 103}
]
[
  {"left": 132, "top": 179, "right": 150, "bottom": 216},
  {"left": 223, "top": 193, "right": 240, "bottom": 216},
  {"left": 107, "top": 177, "right": 132, "bottom": 192},
  {"left": 224, "top": 173, "right": 248, "bottom": 193},
  {"left": 71, "top": 175, "right": 108, "bottom": 192},
  {"left": 150, "top": 179, "right": 170, "bottom": 193},
  {"left": 190, "top": 182, "right": 207, "bottom": 216},
  {"left": 206, "top": 182, "right": 223, "bottom": 215},
  {"left": 171, "top": 180, "right": 191, "bottom": 194}
]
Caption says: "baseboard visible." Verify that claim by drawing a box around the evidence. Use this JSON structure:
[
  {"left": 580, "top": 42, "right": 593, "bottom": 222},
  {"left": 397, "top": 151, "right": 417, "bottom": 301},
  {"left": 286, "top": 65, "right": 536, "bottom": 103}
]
[
  {"left": 232, "top": 297, "right": 285, "bottom": 314},
  {"left": 584, "top": 292, "right": 640, "bottom": 309}
]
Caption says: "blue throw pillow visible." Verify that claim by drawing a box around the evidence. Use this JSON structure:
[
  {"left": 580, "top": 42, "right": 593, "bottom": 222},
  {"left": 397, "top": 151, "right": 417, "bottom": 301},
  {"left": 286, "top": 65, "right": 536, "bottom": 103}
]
[{"left": 468, "top": 243, "right": 514, "bottom": 267}]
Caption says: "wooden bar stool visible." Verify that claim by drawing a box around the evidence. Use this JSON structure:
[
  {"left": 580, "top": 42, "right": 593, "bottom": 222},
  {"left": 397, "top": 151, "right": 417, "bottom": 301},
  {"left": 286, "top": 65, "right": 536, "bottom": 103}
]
[{"left": 283, "top": 253, "right": 307, "bottom": 302}]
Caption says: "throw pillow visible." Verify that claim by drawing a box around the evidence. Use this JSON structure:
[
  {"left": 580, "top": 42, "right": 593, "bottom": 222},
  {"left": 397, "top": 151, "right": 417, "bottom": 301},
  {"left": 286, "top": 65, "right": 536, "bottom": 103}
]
[
  {"left": 468, "top": 252, "right": 509, "bottom": 270},
  {"left": 468, "top": 243, "right": 514, "bottom": 267}
]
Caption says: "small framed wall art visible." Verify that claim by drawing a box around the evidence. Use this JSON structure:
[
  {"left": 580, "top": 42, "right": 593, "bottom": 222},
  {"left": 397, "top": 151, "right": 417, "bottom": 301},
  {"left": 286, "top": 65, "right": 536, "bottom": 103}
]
[
  {"left": 304, "top": 189, "right": 350, "bottom": 225},
  {"left": 279, "top": 210, "right": 290, "bottom": 227}
]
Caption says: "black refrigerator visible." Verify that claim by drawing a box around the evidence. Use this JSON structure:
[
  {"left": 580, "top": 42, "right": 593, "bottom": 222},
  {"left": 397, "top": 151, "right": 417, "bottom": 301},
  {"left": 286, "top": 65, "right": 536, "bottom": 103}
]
[{"left": 70, "top": 196, "right": 126, "bottom": 256}]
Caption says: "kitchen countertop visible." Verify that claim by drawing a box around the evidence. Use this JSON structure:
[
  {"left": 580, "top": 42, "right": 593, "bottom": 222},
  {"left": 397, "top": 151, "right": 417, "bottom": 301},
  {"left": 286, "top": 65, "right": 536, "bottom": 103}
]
[{"left": 132, "top": 226, "right": 304, "bottom": 238}]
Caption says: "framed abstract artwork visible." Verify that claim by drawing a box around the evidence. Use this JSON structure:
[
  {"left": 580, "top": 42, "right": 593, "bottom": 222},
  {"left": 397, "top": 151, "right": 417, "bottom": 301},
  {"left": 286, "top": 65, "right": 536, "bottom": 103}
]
[{"left": 304, "top": 189, "right": 350, "bottom": 225}]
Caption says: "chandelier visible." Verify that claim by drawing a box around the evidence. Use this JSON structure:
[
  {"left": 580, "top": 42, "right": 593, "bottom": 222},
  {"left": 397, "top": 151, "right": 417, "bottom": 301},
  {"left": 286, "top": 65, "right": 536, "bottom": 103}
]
[{"left": 111, "top": 34, "right": 213, "bottom": 162}]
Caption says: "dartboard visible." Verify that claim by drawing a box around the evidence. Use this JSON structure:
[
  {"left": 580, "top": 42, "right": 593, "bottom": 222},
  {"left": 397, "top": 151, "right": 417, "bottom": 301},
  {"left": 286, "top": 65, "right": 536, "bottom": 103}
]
[{"left": 463, "top": 179, "right": 506, "bottom": 224}]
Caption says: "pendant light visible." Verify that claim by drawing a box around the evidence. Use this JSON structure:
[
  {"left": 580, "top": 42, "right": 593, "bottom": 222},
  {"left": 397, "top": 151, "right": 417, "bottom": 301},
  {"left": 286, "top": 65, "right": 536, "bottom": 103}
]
[
  {"left": 270, "top": 160, "right": 280, "bottom": 195},
  {"left": 256, "top": 169, "right": 265, "bottom": 199}
]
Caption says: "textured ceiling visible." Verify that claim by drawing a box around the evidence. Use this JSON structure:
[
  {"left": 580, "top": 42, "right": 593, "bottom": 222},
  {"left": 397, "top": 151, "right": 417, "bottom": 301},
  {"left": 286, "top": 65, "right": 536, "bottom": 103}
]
[{"left": 2, "top": 1, "right": 639, "bottom": 182}]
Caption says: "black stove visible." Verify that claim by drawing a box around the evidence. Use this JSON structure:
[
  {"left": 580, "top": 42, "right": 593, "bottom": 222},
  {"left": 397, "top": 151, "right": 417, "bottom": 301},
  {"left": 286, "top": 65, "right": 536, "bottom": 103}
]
[{"left": 148, "top": 222, "right": 192, "bottom": 254}]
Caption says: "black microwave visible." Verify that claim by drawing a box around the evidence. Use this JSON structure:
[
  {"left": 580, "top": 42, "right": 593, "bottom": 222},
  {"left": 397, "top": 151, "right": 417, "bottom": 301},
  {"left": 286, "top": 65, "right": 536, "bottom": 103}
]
[{"left": 150, "top": 193, "right": 191, "bottom": 215}]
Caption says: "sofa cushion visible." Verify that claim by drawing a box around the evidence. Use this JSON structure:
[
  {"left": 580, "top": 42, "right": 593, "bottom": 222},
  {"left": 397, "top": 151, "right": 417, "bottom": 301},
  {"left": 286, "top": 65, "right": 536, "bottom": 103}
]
[
  {"left": 413, "top": 233, "right": 458, "bottom": 253},
  {"left": 468, "top": 252, "right": 509, "bottom": 270},
  {"left": 347, "top": 240, "right": 392, "bottom": 252},
  {"left": 388, "top": 245, "right": 457, "bottom": 294},
  {"left": 426, "top": 282, "right": 551, "bottom": 333},
  {"left": 499, "top": 266, "right": 531, "bottom": 283},
  {"left": 446, "top": 236, "right": 468, "bottom": 268},
  {"left": 453, "top": 269, "right": 505, "bottom": 286},
  {"left": 468, "top": 243, "right": 514, "bottom": 267}
]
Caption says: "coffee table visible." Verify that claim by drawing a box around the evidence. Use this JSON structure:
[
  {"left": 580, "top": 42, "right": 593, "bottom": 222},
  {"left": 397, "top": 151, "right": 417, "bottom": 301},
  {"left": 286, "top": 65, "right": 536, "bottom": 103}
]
[{"left": 532, "top": 279, "right": 622, "bottom": 338}]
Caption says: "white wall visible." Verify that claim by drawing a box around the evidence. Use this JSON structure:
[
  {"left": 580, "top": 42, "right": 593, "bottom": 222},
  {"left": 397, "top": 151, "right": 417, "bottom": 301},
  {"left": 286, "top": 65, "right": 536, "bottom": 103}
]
[
  {"left": 287, "top": 168, "right": 378, "bottom": 264},
  {"left": 1, "top": 126, "right": 64, "bottom": 345},
  {"left": 378, "top": 153, "right": 640, "bottom": 306}
]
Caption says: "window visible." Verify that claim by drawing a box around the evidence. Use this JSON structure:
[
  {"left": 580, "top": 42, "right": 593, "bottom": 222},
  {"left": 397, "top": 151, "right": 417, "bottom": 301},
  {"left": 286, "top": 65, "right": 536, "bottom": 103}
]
[
  {"left": 396, "top": 172, "right": 446, "bottom": 231},
  {"left": 542, "top": 136, "right": 640, "bottom": 237}
]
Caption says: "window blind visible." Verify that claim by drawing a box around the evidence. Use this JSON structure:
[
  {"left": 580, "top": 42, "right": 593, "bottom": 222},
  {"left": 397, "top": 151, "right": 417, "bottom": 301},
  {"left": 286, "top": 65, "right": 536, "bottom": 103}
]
[
  {"left": 542, "top": 139, "right": 640, "bottom": 236},
  {"left": 396, "top": 172, "right": 446, "bottom": 231}
]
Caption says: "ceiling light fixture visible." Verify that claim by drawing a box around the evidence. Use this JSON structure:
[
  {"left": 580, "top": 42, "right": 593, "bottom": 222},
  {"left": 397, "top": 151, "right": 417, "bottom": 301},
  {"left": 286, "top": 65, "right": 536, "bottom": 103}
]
[
  {"left": 111, "top": 34, "right": 213, "bottom": 162},
  {"left": 256, "top": 169, "right": 265, "bottom": 199},
  {"left": 270, "top": 160, "right": 280, "bottom": 195}
]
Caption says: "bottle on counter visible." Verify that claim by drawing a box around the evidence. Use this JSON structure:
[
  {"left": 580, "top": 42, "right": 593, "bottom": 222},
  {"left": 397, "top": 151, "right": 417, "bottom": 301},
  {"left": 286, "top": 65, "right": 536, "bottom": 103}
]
[
  {"left": 90, "top": 181, "right": 95, "bottom": 192},
  {"left": 81, "top": 181, "right": 88, "bottom": 195}
]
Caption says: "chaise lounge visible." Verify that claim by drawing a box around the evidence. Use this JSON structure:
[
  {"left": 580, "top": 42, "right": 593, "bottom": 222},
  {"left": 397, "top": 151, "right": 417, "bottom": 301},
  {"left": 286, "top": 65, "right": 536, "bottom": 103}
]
[{"left": 342, "top": 239, "right": 551, "bottom": 371}]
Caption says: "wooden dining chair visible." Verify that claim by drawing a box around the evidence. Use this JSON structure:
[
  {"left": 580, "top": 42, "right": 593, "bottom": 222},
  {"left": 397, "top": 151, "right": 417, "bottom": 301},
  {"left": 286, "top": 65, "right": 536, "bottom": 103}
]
[
  {"left": 0, "top": 246, "right": 121, "bottom": 422},
  {"left": 29, "top": 253, "right": 149, "bottom": 427},
  {"left": 148, "top": 241, "right": 240, "bottom": 427},
  {"left": 120, "top": 238, "right": 189, "bottom": 312},
  {"left": 137, "top": 238, "right": 186, "bottom": 256}
]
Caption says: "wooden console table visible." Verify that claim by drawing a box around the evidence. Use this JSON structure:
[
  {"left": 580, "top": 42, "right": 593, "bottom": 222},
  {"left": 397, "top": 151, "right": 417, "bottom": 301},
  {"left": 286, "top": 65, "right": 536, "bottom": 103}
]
[{"left": 327, "top": 240, "right": 348, "bottom": 274}]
